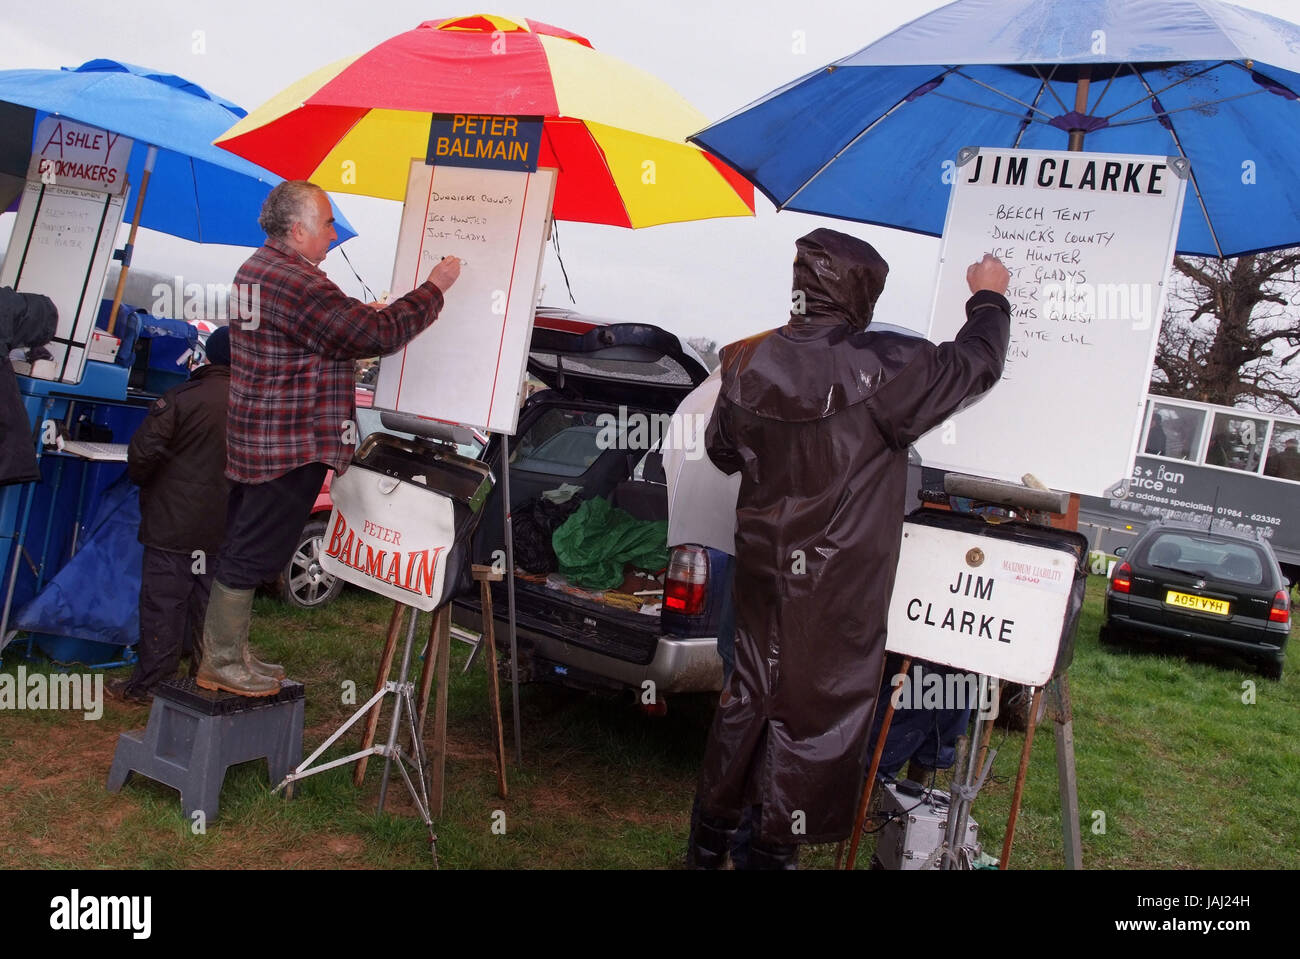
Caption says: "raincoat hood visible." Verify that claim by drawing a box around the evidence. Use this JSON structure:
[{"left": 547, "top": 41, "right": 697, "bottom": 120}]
[
  {"left": 719, "top": 229, "right": 903, "bottom": 423},
  {"left": 791, "top": 228, "right": 888, "bottom": 330}
]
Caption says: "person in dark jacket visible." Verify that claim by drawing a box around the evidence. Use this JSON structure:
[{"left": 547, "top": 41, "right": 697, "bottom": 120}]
[
  {"left": 689, "top": 229, "right": 1011, "bottom": 869},
  {"left": 108, "top": 327, "right": 233, "bottom": 704},
  {"left": 0, "top": 287, "right": 57, "bottom": 485}
]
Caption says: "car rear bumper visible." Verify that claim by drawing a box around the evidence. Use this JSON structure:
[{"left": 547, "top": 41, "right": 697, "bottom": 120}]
[
  {"left": 1106, "top": 595, "right": 1288, "bottom": 661},
  {"left": 454, "top": 607, "right": 723, "bottom": 694}
]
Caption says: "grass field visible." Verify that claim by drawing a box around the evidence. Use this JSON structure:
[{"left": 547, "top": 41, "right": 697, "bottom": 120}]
[{"left": 0, "top": 575, "right": 1296, "bottom": 869}]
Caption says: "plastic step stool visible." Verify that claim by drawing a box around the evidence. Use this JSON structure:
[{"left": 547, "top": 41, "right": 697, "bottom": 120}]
[{"left": 107, "top": 677, "right": 305, "bottom": 820}]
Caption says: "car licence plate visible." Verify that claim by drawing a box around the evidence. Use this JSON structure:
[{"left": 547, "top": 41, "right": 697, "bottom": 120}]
[{"left": 1165, "top": 591, "right": 1230, "bottom": 616}]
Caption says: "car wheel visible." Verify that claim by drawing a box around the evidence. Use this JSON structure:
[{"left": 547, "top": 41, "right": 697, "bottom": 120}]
[
  {"left": 1098, "top": 623, "right": 1123, "bottom": 646},
  {"left": 278, "top": 518, "right": 344, "bottom": 609},
  {"left": 1259, "top": 658, "right": 1284, "bottom": 681}
]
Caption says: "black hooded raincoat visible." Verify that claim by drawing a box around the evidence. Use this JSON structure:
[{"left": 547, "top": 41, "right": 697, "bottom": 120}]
[
  {"left": 0, "top": 287, "right": 56, "bottom": 486},
  {"left": 698, "top": 229, "right": 1011, "bottom": 844}
]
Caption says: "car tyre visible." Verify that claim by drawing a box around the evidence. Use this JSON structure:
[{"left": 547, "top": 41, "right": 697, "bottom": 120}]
[
  {"left": 1259, "top": 657, "right": 1284, "bottom": 681},
  {"left": 1098, "top": 623, "right": 1123, "bottom": 646},
  {"left": 278, "top": 518, "right": 344, "bottom": 609}
]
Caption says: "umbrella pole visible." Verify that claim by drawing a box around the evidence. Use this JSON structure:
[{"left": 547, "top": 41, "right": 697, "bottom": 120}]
[
  {"left": 1067, "top": 68, "right": 1092, "bottom": 153},
  {"left": 502, "top": 432, "right": 522, "bottom": 765},
  {"left": 107, "top": 144, "right": 157, "bottom": 334}
]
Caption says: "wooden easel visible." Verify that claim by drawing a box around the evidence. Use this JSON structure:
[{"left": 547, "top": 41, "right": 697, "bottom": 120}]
[
  {"left": 354, "top": 564, "right": 509, "bottom": 812},
  {"left": 840, "top": 475, "right": 1084, "bottom": 870}
]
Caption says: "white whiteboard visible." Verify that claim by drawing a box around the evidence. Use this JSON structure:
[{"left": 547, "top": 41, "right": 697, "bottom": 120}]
[
  {"left": 375, "top": 161, "right": 555, "bottom": 435},
  {"left": 915, "top": 147, "right": 1187, "bottom": 497},
  {"left": 0, "top": 181, "right": 125, "bottom": 383}
]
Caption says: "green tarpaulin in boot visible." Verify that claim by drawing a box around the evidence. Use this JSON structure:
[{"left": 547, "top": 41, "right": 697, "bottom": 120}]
[{"left": 552, "top": 497, "right": 668, "bottom": 590}]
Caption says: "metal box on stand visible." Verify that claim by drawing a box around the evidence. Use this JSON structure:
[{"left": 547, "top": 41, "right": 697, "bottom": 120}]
[{"left": 874, "top": 781, "right": 981, "bottom": 870}]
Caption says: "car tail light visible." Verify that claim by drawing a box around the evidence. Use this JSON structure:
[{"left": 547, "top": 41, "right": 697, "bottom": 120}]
[
  {"left": 665, "top": 546, "right": 709, "bottom": 615},
  {"left": 1270, "top": 589, "right": 1290, "bottom": 625},
  {"left": 1111, "top": 561, "right": 1132, "bottom": 594}
]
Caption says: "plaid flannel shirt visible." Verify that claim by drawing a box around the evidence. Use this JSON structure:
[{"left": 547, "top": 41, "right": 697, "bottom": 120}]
[{"left": 226, "top": 238, "right": 444, "bottom": 484}]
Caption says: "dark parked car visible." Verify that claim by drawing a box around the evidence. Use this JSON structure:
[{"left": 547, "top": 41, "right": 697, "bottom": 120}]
[{"left": 1101, "top": 520, "right": 1292, "bottom": 678}]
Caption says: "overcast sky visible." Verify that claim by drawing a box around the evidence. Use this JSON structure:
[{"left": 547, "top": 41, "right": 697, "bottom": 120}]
[{"left": 2, "top": 0, "right": 1296, "bottom": 347}]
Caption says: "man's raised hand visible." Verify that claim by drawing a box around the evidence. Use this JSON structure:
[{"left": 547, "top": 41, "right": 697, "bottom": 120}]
[
  {"left": 966, "top": 254, "right": 1010, "bottom": 295},
  {"left": 427, "top": 256, "right": 462, "bottom": 294}
]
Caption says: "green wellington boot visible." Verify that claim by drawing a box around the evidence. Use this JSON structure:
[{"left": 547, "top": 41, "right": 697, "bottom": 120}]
[
  {"left": 245, "top": 647, "right": 285, "bottom": 681},
  {"left": 195, "top": 583, "right": 281, "bottom": 697}
]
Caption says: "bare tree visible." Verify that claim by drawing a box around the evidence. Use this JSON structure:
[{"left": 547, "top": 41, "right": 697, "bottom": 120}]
[
  {"left": 1153, "top": 252, "right": 1300, "bottom": 415},
  {"left": 686, "top": 336, "right": 720, "bottom": 372}
]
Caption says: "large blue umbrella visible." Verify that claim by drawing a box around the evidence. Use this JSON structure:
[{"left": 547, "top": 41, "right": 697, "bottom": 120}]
[
  {"left": 692, "top": 0, "right": 1300, "bottom": 257},
  {"left": 0, "top": 59, "right": 356, "bottom": 247}
]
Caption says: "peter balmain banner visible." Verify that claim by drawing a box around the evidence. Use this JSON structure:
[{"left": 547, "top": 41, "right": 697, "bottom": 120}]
[{"left": 319, "top": 467, "right": 457, "bottom": 611}]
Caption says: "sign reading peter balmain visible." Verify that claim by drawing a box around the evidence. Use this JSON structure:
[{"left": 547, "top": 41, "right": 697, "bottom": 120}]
[{"left": 319, "top": 467, "right": 457, "bottom": 612}]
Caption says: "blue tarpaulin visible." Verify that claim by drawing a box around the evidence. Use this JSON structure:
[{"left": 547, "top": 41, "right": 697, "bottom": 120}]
[{"left": 15, "top": 474, "right": 142, "bottom": 650}]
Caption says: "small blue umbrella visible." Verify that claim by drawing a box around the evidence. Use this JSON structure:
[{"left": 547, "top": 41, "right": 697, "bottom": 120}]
[
  {"left": 0, "top": 59, "right": 357, "bottom": 247},
  {"left": 692, "top": 0, "right": 1300, "bottom": 257}
]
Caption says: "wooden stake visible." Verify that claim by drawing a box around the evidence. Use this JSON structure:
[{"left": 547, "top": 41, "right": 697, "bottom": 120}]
[
  {"left": 841, "top": 656, "right": 911, "bottom": 870},
  {"left": 474, "top": 565, "right": 509, "bottom": 799},
  {"left": 1000, "top": 685, "right": 1045, "bottom": 869}
]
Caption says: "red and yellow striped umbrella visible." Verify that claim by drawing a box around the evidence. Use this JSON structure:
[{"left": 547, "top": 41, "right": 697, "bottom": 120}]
[{"left": 215, "top": 14, "right": 754, "bottom": 228}]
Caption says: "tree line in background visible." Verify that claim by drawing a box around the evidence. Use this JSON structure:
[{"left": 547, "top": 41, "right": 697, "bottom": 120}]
[
  {"left": 686, "top": 336, "right": 720, "bottom": 372},
  {"left": 1154, "top": 250, "right": 1300, "bottom": 416}
]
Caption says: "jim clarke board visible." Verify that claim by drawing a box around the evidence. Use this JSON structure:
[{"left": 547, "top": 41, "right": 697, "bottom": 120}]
[
  {"left": 886, "top": 517, "right": 1081, "bottom": 687},
  {"left": 914, "top": 147, "right": 1188, "bottom": 498},
  {"left": 375, "top": 160, "right": 556, "bottom": 436}
]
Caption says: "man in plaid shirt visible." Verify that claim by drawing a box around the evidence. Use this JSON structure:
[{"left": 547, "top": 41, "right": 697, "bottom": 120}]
[{"left": 197, "top": 181, "right": 461, "bottom": 697}]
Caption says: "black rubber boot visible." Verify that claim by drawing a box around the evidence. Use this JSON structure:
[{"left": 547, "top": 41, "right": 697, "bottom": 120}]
[
  {"left": 686, "top": 815, "right": 737, "bottom": 870},
  {"left": 245, "top": 648, "right": 286, "bottom": 681},
  {"left": 743, "top": 840, "right": 800, "bottom": 870}
]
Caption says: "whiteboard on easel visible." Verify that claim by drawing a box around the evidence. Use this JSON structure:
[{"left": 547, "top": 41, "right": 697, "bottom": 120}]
[
  {"left": 914, "top": 147, "right": 1187, "bottom": 497},
  {"left": 0, "top": 180, "right": 126, "bottom": 384},
  {"left": 375, "top": 161, "right": 556, "bottom": 435}
]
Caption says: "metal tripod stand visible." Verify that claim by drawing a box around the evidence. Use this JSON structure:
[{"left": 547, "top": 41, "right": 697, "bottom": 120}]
[{"left": 273, "top": 603, "right": 439, "bottom": 864}]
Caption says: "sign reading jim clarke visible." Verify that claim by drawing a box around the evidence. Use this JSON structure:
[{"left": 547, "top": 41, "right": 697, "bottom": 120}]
[{"left": 886, "top": 513, "right": 1084, "bottom": 687}]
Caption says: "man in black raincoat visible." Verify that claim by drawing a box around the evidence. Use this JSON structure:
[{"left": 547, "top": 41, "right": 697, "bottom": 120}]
[
  {"left": 0, "top": 287, "right": 56, "bottom": 485},
  {"left": 691, "top": 229, "right": 1010, "bottom": 869}
]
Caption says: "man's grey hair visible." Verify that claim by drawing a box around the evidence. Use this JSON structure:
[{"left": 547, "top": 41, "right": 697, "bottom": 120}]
[{"left": 259, "top": 181, "right": 324, "bottom": 239}]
